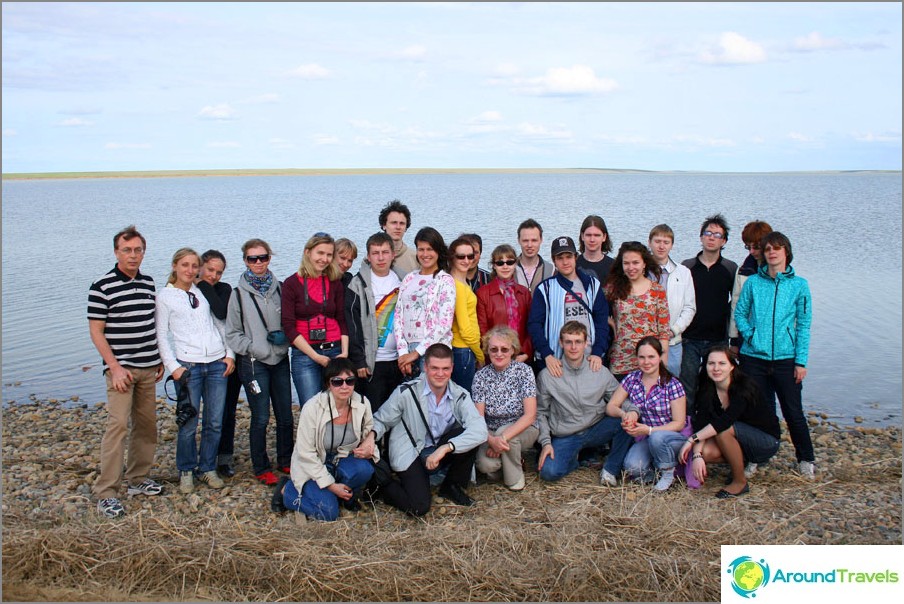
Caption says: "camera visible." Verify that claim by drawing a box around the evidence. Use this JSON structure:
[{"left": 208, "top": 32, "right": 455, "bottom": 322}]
[
  {"left": 309, "top": 328, "right": 327, "bottom": 341},
  {"left": 173, "top": 370, "right": 197, "bottom": 428},
  {"left": 249, "top": 379, "right": 262, "bottom": 395}
]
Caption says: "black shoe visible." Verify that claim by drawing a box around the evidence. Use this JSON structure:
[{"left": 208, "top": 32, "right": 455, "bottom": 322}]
[
  {"left": 439, "top": 483, "right": 475, "bottom": 507},
  {"left": 715, "top": 483, "right": 750, "bottom": 499},
  {"left": 217, "top": 464, "right": 235, "bottom": 478},
  {"left": 342, "top": 498, "right": 362, "bottom": 512},
  {"left": 271, "top": 476, "right": 289, "bottom": 513}
]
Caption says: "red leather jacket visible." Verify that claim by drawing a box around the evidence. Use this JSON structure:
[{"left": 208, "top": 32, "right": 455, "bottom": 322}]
[{"left": 476, "top": 278, "right": 534, "bottom": 360}]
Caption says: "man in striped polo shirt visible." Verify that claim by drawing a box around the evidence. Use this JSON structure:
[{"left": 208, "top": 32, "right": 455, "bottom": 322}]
[{"left": 88, "top": 225, "right": 165, "bottom": 518}]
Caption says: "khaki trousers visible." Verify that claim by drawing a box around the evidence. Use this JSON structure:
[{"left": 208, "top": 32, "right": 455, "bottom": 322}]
[
  {"left": 93, "top": 366, "right": 160, "bottom": 499},
  {"left": 475, "top": 424, "right": 539, "bottom": 488}
]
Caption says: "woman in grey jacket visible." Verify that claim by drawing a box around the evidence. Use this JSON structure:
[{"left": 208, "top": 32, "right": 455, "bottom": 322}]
[{"left": 225, "top": 239, "right": 293, "bottom": 487}]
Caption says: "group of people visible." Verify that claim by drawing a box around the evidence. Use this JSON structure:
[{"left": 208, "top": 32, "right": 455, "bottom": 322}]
[{"left": 87, "top": 201, "right": 814, "bottom": 520}]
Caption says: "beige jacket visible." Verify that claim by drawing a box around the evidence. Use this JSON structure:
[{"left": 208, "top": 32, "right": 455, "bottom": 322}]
[{"left": 290, "top": 391, "right": 379, "bottom": 490}]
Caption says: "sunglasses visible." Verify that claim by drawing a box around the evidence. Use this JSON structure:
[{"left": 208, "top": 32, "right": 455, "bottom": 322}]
[
  {"left": 186, "top": 291, "right": 199, "bottom": 309},
  {"left": 329, "top": 376, "right": 357, "bottom": 387},
  {"left": 455, "top": 253, "right": 476, "bottom": 261},
  {"left": 489, "top": 346, "right": 512, "bottom": 354},
  {"left": 246, "top": 254, "right": 271, "bottom": 263},
  {"left": 493, "top": 259, "right": 517, "bottom": 267}
]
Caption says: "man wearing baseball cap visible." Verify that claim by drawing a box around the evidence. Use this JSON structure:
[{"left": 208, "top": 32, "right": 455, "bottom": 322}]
[{"left": 527, "top": 235, "right": 610, "bottom": 378}]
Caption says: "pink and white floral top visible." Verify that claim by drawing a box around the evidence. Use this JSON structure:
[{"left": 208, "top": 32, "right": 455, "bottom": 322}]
[{"left": 394, "top": 270, "right": 456, "bottom": 357}]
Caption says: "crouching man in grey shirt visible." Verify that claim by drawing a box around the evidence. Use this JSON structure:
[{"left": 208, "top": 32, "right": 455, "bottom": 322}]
[{"left": 537, "top": 321, "right": 633, "bottom": 486}]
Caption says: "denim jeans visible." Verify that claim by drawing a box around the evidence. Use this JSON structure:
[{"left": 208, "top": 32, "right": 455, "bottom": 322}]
[
  {"left": 667, "top": 342, "right": 683, "bottom": 377},
  {"left": 239, "top": 355, "right": 294, "bottom": 475},
  {"left": 733, "top": 421, "right": 781, "bottom": 464},
  {"left": 291, "top": 345, "right": 341, "bottom": 407},
  {"left": 283, "top": 455, "right": 374, "bottom": 521},
  {"left": 451, "top": 347, "right": 476, "bottom": 392},
  {"left": 679, "top": 338, "right": 726, "bottom": 415},
  {"left": 740, "top": 355, "right": 814, "bottom": 463},
  {"left": 539, "top": 415, "right": 633, "bottom": 481},
  {"left": 623, "top": 430, "right": 687, "bottom": 476},
  {"left": 175, "top": 360, "right": 227, "bottom": 473}
]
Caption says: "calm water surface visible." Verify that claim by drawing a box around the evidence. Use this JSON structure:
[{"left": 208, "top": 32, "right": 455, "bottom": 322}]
[{"left": 2, "top": 172, "right": 901, "bottom": 425}]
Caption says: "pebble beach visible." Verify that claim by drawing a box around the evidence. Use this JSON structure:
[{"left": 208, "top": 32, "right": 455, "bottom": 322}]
[{"left": 1, "top": 396, "right": 901, "bottom": 601}]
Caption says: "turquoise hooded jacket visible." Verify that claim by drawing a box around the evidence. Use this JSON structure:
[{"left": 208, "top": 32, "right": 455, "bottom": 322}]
[{"left": 733, "top": 264, "right": 812, "bottom": 367}]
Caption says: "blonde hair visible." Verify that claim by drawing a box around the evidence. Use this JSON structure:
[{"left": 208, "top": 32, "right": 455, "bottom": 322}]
[
  {"left": 167, "top": 247, "right": 200, "bottom": 285},
  {"left": 298, "top": 233, "right": 341, "bottom": 280},
  {"left": 481, "top": 325, "right": 521, "bottom": 360},
  {"left": 335, "top": 238, "right": 358, "bottom": 259}
]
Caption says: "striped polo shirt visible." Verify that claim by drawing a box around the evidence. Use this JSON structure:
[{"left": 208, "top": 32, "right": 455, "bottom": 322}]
[{"left": 87, "top": 265, "right": 160, "bottom": 370}]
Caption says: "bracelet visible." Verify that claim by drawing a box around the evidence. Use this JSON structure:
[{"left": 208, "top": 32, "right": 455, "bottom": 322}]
[
  {"left": 648, "top": 425, "right": 653, "bottom": 436},
  {"left": 693, "top": 453, "right": 703, "bottom": 460}
]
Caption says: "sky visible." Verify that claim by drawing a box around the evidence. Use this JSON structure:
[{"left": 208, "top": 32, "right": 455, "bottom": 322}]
[{"left": 2, "top": 2, "right": 901, "bottom": 173}]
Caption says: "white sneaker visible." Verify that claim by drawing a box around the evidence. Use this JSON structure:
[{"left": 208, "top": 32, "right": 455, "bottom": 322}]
[
  {"left": 97, "top": 497, "right": 125, "bottom": 518},
  {"left": 653, "top": 469, "right": 675, "bottom": 492},
  {"left": 744, "top": 463, "right": 758, "bottom": 478},
  {"left": 798, "top": 461, "right": 816, "bottom": 480},
  {"left": 199, "top": 470, "right": 225, "bottom": 489},
  {"left": 506, "top": 475, "right": 526, "bottom": 491},
  {"left": 180, "top": 471, "right": 195, "bottom": 494},
  {"left": 600, "top": 469, "right": 618, "bottom": 486}
]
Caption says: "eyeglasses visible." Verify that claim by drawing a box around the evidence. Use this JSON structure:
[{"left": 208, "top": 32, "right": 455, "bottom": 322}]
[
  {"left": 329, "top": 376, "right": 357, "bottom": 387},
  {"left": 119, "top": 246, "right": 144, "bottom": 255},
  {"left": 702, "top": 230, "right": 726, "bottom": 240},
  {"left": 743, "top": 244, "right": 760, "bottom": 251},
  {"left": 488, "top": 346, "right": 512, "bottom": 354},
  {"left": 186, "top": 291, "right": 199, "bottom": 309},
  {"left": 493, "top": 259, "right": 517, "bottom": 267},
  {"left": 454, "top": 253, "right": 476, "bottom": 261},
  {"left": 246, "top": 254, "right": 271, "bottom": 263}
]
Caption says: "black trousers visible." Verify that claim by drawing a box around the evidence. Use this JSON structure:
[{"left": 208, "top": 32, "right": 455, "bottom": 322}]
[
  {"left": 361, "top": 360, "right": 405, "bottom": 415},
  {"left": 381, "top": 443, "right": 476, "bottom": 517}
]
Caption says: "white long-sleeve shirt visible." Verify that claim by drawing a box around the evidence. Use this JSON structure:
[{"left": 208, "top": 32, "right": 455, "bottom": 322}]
[{"left": 155, "top": 283, "right": 234, "bottom": 373}]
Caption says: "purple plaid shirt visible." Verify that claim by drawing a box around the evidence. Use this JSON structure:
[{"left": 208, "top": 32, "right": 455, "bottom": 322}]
[{"left": 620, "top": 370, "right": 686, "bottom": 427}]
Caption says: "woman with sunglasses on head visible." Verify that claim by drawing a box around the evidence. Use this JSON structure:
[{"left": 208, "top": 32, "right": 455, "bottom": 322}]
[
  {"left": 728, "top": 221, "right": 772, "bottom": 354},
  {"left": 225, "top": 239, "right": 294, "bottom": 486},
  {"left": 282, "top": 233, "right": 349, "bottom": 408},
  {"left": 476, "top": 244, "right": 534, "bottom": 364},
  {"left": 394, "top": 227, "right": 456, "bottom": 378},
  {"left": 195, "top": 249, "right": 244, "bottom": 479},
  {"left": 604, "top": 241, "right": 671, "bottom": 380},
  {"left": 679, "top": 345, "right": 780, "bottom": 498},
  {"left": 447, "top": 236, "right": 485, "bottom": 391},
  {"left": 471, "top": 326, "right": 539, "bottom": 491},
  {"left": 271, "top": 358, "right": 377, "bottom": 521},
  {"left": 577, "top": 215, "right": 615, "bottom": 285},
  {"left": 156, "top": 247, "right": 235, "bottom": 495}
]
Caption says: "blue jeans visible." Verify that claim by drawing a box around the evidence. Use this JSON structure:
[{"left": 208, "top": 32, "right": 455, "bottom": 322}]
[
  {"left": 623, "top": 430, "right": 687, "bottom": 476},
  {"left": 451, "top": 347, "right": 476, "bottom": 392},
  {"left": 667, "top": 342, "right": 683, "bottom": 377},
  {"left": 733, "top": 421, "right": 781, "bottom": 464},
  {"left": 291, "top": 345, "right": 341, "bottom": 406},
  {"left": 239, "top": 355, "right": 294, "bottom": 475},
  {"left": 679, "top": 338, "right": 725, "bottom": 415},
  {"left": 282, "top": 456, "right": 374, "bottom": 521},
  {"left": 740, "top": 355, "right": 814, "bottom": 463},
  {"left": 539, "top": 416, "right": 633, "bottom": 481},
  {"left": 175, "top": 360, "right": 227, "bottom": 473}
]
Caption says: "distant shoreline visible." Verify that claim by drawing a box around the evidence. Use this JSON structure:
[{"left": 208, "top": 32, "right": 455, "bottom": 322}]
[{"left": 3, "top": 167, "right": 900, "bottom": 180}]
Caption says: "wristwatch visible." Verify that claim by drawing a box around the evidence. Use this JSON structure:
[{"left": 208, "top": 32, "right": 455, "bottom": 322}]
[{"left": 690, "top": 433, "right": 700, "bottom": 444}]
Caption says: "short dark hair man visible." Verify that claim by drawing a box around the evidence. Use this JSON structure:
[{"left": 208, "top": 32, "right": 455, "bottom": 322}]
[
  {"left": 679, "top": 214, "right": 737, "bottom": 414},
  {"left": 515, "top": 218, "right": 556, "bottom": 293},
  {"left": 360, "top": 344, "right": 488, "bottom": 515},
  {"left": 528, "top": 235, "right": 610, "bottom": 377},
  {"left": 347, "top": 231, "right": 405, "bottom": 414},
  {"left": 378, "top": 199, "right": 418, "bottom": 277},
  {"left": 536, "top": 322, "right": 632, "bottom": 485},
  {"left": 88, "top": 225, "right": 165, "bottom": 518}
]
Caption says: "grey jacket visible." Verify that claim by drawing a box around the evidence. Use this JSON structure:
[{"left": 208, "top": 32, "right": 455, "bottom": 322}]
[
  {"left": 372, "top": 375, "right": 488, "bottom": 472},
  {"left": 347, "top": 263, "right": 394, "bottom": 372},
  {"left": 225, "top": 276, "right": 289, "bottom": 365},
  {"left": 536, "top": 357, "right": 619, "bottom": 447}
]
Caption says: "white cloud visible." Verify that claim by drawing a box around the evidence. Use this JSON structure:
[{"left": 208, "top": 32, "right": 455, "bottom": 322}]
[
  {"left": 58, "top": 117, "right": 93, "bottom": 127},
  {"left": 207, "top": 141, "right": 241, "bottom": 148},
  {"left": 3, "top": 128, "right": 17, "bottom": 137},
  {"left": 197, "top": 104, "right": 237, "bottom": 120},
  {"left": 312, "top": 134, "right": 339, "bottom": 146},
  {"left": 514, "top": 122, "right": 573, "bottom": 141},
  {"left": 269, "top": 138, "right": 296, "bottom": 149},
  {"left": 241, "top": 93, "right": 281, "bottom": 104},
  {"left": 852, "top": 131, "right": 901, "bottom": 143},
  {"left": 792, "top": 32, "right": 847, "bottom": 52},
  {"left": 287, "top": 63, "right": 331, "bottom": 79},
  {"left": 699, "top": 32, "right": 766, "bottom": 65},
  {"left": 104, "top": 142, "right": 151, "bottom": 149},
  {"left": 511, "top": 65, "right": 618, "bottom": 96}
]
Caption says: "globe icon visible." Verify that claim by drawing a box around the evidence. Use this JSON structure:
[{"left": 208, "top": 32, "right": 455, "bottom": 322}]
[{"left": 733, "top": 560, "right": 765, "bottom": 592}]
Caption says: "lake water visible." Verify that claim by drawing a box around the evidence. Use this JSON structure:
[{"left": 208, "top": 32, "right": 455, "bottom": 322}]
[{"left": 2, "top": 172, "right": 901, "bottom": 426}]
